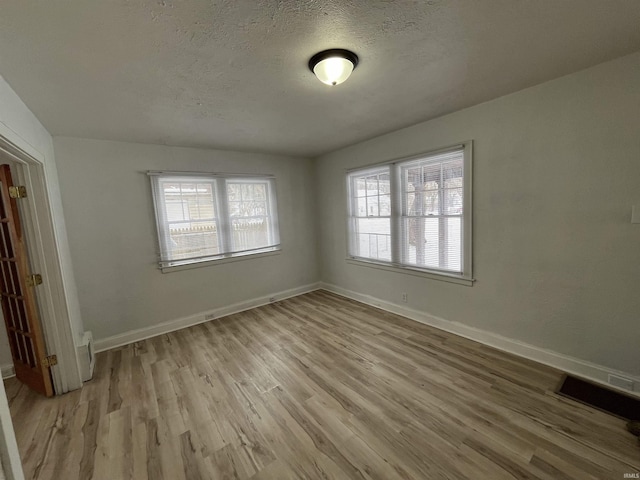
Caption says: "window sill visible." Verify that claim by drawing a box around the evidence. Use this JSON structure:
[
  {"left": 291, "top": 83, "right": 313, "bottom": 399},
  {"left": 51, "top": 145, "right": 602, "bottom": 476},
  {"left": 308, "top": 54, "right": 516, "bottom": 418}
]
[
  {"left": 345, "top": 258, "right": 475, "bottom": 286},
  {"left": 160, "top": 248, "right": 281, "bottom": 273}
]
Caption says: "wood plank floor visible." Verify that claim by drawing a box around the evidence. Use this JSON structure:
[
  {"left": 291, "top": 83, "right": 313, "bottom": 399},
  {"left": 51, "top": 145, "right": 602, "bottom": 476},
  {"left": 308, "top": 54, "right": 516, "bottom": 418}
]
[{"left": 5, "top": 290, "right": 640, "bottom": 479}]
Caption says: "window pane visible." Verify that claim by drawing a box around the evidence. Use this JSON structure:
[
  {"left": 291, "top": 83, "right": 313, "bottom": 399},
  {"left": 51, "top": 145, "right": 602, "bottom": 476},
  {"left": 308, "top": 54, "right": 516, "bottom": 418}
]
[
  {"left": 444, "top": 187, "right": 463, "bottom": 215},
  {"left": 253, "top": 184, "right": 266, "bottom": 201},
  {"left": 347, "top": 166, "right": 392, "bottom": 262},
  {"left": 228, "top": 183, "right": 241, "bottom": 201},
  {"left": 354, "top": 218, "right": 391, "bottom": 261},
  {"left": 355, "top": 196, "right": 367, "bottom": 216},
  {"left": 194, "top": 183, "right": 215, "bottom": 219},
  {"left": 228, "top": 182, "right": 268, "bottom": 218},
  {"left": 378, "top": 173, "right": 391, "bottom": 194},
  {"left": 401, "top": 217, "right": 461, "bottom": 272},
  {"left": 402, "top": 217, "right": 439, "bottom": 267},
  {"left": 366, "top": 175, "right": 378, "bottom": 194},
  {"left": 406, "top": 190, "right": 439, "bottom": 216},
  {"left": 231, "top": 218, "right": 270, "bottom": 251},
  {"left": 405, "top": 167, "right": 420, "bottom": 192},
  {"left": 169, "top": 220, "right": 220, "bottom": 260},
  {"left": 227, "top": 181, "right": 275, "bottom": 252},
  {"left": 445, "top": 217, "right": 462, "bottom": 272},
  {"left": 367, "top": 195, "right": 379, "bottom": 216},
  {"left": 422, "top": 164, "right": 441, "bottom": 191},
  {"left": 161, "top": 180, "right": 220, "bottom": 260},
  {"left": 379, "top": 194, "right": 391, "bottom": 216},
  {"left": 422, "top": 190, "right": 440, "bottom": 215},
  {"left": 443, "top": 161, "right": 463, "bottom": 188}
]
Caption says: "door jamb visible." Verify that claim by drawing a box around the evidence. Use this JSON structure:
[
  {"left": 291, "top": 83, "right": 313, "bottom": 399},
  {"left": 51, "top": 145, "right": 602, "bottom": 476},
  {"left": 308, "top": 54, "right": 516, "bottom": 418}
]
[{"left": 0, "top": 123, "right": 81, "bottom": 394}]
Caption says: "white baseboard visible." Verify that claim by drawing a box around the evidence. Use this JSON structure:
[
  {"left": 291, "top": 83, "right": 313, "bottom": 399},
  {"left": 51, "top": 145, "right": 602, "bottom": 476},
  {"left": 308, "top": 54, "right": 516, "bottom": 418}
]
[
  {"left": 319, "top": 282, "right": 640, "bottom": 398},
  {"left": 1, "top": 364, "right": 15, "bottom": 379},
  {"left": 94, "top": 283, "right": 321, "bottom": 353}
]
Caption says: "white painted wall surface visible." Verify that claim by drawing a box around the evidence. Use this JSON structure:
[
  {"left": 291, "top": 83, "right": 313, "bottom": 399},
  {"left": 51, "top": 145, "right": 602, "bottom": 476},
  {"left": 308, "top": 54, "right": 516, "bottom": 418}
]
[
  {"left": 315, "top": 52, "right": 640, "bottom": 377},
  {"left": 53, "top": 137, "right": 319, "bottom": 341}
]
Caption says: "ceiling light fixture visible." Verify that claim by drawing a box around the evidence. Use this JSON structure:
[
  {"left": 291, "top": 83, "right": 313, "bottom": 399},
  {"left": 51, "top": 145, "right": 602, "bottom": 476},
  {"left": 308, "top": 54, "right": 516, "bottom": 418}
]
[{"left": 309, "top": 49, "right": 359, "bottom": 86}]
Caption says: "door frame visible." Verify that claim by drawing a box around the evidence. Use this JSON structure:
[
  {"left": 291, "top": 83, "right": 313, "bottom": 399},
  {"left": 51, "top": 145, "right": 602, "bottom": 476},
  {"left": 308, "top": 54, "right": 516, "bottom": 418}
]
[{"left": 0, "top": 123, "right": 81, "bottom": 394}]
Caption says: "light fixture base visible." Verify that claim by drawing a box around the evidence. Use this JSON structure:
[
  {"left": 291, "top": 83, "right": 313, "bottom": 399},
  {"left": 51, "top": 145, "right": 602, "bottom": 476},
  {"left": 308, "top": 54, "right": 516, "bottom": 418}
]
[
  {"left": 308, "top": 49, "right": 359, "bottom": 86},
  {"left": 308, "top": 49, "right": 359, "bottom": 72}
]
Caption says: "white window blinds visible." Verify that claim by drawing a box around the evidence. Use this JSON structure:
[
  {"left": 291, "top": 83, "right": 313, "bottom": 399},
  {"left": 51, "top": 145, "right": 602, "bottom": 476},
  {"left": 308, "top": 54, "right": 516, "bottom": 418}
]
[
  {"left": 346, "top": 143, "right": 472, "bottom": 281},
  {"left": 400, "top": 150, "right": 464, "bottom": 273},
  {"left": 347, "top": 166, "right": 392, "bottom": 262},
  {"left": 150, "top": 173, "right": 279, "bottom": 268}
]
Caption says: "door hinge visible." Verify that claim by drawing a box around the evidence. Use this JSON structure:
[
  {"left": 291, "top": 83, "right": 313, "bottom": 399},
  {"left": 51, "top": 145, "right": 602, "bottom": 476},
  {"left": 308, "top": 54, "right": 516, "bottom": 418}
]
[
  {"left": 42, "top": 355, "right": 58, "bottom": 368},
  {"left": 8, "top": 185, "right": 27, "bottom": 199},
  {"left": 26, "top": 274, "right": 43, "bottom": 287}
]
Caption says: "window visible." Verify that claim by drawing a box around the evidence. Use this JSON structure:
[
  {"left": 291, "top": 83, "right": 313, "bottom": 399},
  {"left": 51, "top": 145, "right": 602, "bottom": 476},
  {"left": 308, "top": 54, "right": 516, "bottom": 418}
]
[
  {"left": 149, "top": 172, "right": 279, "bottom": 269},
  {"left": 348, "top": 167, "right": 392, "bottom": 262},
  {"left": 347, "top": 143, "right": 472, "bottom": 283}
]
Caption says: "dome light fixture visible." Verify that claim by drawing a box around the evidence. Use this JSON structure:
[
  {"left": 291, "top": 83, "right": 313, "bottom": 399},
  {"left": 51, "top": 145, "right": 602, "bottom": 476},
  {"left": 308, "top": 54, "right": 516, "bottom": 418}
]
[{"left": 309, "top": 49, "right": 359, "bottom": 86}]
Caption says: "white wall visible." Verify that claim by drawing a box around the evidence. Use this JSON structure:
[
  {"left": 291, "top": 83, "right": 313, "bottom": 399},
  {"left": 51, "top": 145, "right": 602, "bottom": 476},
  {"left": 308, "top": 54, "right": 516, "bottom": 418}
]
[
  {"left": 53, "top": 137, "right": 319, "bottom": 342},
  {"left": 316, "top": 51, "right": 640, "bottom": 378}
]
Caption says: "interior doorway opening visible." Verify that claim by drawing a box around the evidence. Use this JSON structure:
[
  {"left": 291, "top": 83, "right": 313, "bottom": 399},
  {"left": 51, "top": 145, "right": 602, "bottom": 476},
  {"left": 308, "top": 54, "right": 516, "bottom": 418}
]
[{"left": 0, "top": 140, "right": 83, "bottom": 395}]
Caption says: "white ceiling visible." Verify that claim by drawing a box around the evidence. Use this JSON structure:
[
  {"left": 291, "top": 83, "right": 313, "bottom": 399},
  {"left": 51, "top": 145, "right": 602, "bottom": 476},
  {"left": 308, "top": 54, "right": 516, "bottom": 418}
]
[{"left": 1, "top": 1, "right": 640, "bottom": 158}]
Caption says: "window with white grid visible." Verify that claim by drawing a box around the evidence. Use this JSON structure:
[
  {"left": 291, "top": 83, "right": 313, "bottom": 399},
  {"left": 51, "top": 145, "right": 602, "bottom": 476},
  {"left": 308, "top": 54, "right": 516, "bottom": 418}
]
[
  {"left": 347, "top": 167, "right": 392, "bottom": 262},
  {"left": 346, "top": 143, "right": 472, "bottom": 283},
  {"left": 150, "top": 173, "right": 279, "bottom": 269}
]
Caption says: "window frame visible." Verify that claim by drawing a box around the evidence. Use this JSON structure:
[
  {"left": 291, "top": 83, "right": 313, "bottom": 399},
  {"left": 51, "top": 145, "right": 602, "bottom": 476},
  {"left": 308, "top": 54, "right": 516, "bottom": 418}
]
[
  {"left": 345, "top": 142, "right": 473, "bottom": 286},
  {"left": 149, "top": 171, "right": 280, "bottom": 272},
  {"left": 347, "top": 165, "right": 393, "bottom": 263}
]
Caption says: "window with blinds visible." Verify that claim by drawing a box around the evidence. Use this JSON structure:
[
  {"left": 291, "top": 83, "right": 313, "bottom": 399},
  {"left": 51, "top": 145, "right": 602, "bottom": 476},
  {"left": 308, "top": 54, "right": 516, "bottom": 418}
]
[
  {"left": 347, "top": 143, "right": 472, "bottom": 282},
  {"left": 149, "top": 173, "right": 280, "bottom": 269},
  {"left": 347, "top": 167, "right": 392, "bottom": 262}
]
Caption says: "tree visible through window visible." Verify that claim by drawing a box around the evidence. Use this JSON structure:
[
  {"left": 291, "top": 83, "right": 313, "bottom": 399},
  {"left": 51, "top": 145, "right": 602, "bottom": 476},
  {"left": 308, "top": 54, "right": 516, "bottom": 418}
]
[{"left": 347, "top": 143, "right": 472, "bottom": 281}]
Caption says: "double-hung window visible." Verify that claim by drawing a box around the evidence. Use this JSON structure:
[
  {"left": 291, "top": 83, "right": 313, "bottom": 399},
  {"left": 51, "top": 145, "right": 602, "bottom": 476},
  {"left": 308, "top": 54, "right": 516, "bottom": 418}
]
[
  {"left": 347, "top": 143, "right": 472, "bottom": 284},
  {"left": 149, "top": 172, "right": 279, "bottom": 269}
]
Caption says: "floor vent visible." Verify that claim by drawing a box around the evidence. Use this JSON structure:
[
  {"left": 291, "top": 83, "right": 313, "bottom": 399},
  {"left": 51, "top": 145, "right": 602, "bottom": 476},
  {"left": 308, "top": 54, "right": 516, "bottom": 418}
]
[{"left": 557, "top": 375, "right": 639, "bottom": 420}]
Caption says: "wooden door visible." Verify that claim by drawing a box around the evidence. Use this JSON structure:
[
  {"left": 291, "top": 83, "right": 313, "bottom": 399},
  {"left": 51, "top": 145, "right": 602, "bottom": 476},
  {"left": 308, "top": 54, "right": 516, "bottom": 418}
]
[{"left": 0, "top": 164, "right": 53, "bottom": 396}]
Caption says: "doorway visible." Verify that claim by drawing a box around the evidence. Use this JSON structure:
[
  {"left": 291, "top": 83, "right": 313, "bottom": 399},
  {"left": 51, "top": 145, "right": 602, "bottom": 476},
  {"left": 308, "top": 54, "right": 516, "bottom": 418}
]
[
  {"left": 0, "top": 129, "right": 86, "bottom": 479},
  {"left": 0, "top": 161, "right": 59, "bottom": 398},
  {"left": 0, "top": 132, "right": 83, "bottom": 393}
]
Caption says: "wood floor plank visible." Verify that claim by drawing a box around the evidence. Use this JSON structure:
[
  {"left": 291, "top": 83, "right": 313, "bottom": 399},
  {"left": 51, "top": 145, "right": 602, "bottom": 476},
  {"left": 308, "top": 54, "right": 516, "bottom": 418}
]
[{"left": 4, "top": 290, "right": 639, "bottom": 479}]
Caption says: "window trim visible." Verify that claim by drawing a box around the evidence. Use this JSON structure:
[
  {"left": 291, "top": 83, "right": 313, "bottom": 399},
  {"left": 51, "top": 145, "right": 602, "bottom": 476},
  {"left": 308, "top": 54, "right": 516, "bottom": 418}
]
[
  {"left": 345, "top": 141, "right": 474, "bottom": 285},
  {"left": 148, "top": 171, "right": 280, "bottom": 271}
]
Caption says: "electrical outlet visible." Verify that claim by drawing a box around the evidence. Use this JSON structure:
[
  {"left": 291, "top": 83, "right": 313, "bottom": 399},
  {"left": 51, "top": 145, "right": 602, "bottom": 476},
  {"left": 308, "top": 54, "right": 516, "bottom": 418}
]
[
  {"left": 204, "top": 313, "right": 216, "bottom": 321},
  {"left": 401, "top": 292, "right": 408, "bottom": 303}
]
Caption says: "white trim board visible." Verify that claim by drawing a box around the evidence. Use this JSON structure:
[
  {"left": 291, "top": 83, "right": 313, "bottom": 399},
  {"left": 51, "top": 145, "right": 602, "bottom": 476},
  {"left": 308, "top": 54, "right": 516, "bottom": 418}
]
[
  {"left": 94, "top": 283, "right": 321, "bottom": 353},
  {"left": 0, "top": 365, "right": 14, "bottom": 380},
  {"left": 319, "top": 282, "right": 640, "bottom": 398}
]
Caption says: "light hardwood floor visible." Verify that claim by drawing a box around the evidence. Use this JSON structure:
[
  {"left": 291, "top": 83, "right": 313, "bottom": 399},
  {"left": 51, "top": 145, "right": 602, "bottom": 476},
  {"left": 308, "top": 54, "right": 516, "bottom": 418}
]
[{"left": 5, "top": 290, "right": 640, "bottom": 479}]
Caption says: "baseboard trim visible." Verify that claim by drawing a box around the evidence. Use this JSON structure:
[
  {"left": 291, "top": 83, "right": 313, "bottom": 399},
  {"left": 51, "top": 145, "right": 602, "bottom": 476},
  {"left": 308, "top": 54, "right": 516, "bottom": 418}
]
[
  {"left": 319, "top": 282, "right": 640, "bottom": 398},
  {"left": 1, "top": 363, "right": 15, "bottom": 379},
  {"left": 94, "top": 283, "right": 321, "bottom": 353}
]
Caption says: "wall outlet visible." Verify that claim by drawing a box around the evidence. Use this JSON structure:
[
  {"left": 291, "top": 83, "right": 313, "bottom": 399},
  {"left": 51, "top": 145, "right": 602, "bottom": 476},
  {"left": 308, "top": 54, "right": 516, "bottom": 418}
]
[
  {"left": 608, "top": 374, "right": 634, "bottom": 391},
  {"left": 401, "top": 292, "right": 408, "bottom": 303},
  {"left": 204, "top": 313, "right": 216, "bottom": 321}
]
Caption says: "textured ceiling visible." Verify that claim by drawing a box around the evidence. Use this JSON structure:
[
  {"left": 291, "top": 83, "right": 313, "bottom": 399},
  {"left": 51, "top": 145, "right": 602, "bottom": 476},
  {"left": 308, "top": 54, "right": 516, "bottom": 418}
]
[{"left": 1, "top": 1, "right": 640, "bottom": 157}]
